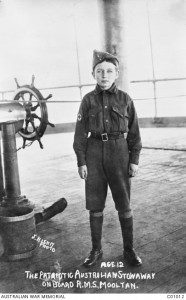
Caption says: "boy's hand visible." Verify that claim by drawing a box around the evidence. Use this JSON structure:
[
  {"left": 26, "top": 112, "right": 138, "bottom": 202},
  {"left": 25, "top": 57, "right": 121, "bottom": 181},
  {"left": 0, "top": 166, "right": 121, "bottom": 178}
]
[
  {"left": 78, "top": 165, "right": 88, "bottom": 180},
  {"left": 129, "top": 163, "right": 139, "bottom": 177}
]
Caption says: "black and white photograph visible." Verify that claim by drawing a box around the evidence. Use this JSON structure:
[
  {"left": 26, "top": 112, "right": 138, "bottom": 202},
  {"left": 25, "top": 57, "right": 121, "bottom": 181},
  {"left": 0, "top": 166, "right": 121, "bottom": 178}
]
[{"left": 0, "top": 0, "right": 186, "bottom": 299}]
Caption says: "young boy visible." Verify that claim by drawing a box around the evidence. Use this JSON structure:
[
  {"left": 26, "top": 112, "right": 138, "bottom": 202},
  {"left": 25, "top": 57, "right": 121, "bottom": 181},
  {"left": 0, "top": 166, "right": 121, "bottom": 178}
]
[{"left": 73, "top": 50, "right": 142, "bottom": 267}]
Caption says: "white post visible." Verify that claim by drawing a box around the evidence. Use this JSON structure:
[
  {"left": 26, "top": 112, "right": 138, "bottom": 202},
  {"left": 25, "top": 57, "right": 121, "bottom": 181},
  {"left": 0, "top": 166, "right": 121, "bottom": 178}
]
[{"left": 97, "top": 0, "right": 130, "bottom": 92}]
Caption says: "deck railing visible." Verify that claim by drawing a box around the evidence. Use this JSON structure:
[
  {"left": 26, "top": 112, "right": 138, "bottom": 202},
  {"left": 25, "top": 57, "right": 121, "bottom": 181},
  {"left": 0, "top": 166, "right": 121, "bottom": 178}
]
[
  {"left": 0, "top": 78, "right": 186, "bottom": 118},
  {"left": 130, "top": 77, "right": 186, "bottom": 118}
]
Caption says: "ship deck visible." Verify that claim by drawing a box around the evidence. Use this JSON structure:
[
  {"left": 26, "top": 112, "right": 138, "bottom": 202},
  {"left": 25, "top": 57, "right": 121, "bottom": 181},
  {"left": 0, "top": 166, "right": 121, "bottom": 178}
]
[{"left": 0, "top": 128, "right": 186, "bottom": 296}]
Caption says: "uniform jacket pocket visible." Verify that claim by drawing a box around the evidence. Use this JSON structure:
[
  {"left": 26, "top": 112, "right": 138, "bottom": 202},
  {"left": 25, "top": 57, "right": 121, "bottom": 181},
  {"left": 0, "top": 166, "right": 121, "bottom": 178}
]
[
  {"left": 111, "top": 105, "right": 128, "bottom": 132},
  {"left": 88, "top": 107, "right": 102, "bottom": 132}
]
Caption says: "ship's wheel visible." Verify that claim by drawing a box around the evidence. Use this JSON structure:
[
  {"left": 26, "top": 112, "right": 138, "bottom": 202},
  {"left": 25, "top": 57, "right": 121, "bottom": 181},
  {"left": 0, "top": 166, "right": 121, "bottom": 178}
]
[{"left": 13, "top": 75, "right": 54, "bottom": 149}]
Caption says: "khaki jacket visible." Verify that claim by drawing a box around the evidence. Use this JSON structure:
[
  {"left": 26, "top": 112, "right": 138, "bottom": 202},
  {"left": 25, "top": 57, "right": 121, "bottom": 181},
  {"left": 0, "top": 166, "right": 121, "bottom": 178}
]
[{"left": 73, "top": 83, "right": 142, "bottom": 166}]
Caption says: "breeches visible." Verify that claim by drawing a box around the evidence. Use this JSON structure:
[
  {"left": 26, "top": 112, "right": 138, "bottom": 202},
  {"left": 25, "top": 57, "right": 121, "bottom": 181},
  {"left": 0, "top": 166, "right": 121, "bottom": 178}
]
[{"left": 85, "top": 137, "right": 131, "bottom": 213}]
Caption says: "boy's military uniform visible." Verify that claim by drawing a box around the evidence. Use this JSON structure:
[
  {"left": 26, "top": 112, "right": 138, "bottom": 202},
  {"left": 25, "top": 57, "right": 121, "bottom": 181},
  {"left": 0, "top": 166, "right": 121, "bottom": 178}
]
[{"left": 73, "top": 50, "right": 142, "bottom": 267}]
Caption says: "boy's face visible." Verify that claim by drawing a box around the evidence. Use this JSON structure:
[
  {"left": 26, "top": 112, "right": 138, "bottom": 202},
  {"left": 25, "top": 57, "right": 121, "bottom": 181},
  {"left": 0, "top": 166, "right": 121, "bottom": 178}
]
[{"left": 92, "top": 61, "right": 119, "bottom": 90}]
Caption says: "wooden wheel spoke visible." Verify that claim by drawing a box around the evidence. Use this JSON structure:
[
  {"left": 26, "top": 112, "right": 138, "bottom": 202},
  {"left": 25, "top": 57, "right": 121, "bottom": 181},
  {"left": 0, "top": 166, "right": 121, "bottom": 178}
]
[
  {"left": 29, "top": 93, "right": 33, "bottom": 102},
  {"left": 30, "top": 120, "right": 36, "bottom": 131},
  {"left": 31, "top": 103, "right": 40, "bottom": 111},
  {"left": 32, "top": 113, "right": 41, "bottom": 121}
]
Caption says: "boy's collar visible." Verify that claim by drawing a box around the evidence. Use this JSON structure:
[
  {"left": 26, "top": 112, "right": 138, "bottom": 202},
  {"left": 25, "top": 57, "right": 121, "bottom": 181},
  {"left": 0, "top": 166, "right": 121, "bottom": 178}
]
[{"left": 94, "top": 83, "right": 118, "bottom": 95}]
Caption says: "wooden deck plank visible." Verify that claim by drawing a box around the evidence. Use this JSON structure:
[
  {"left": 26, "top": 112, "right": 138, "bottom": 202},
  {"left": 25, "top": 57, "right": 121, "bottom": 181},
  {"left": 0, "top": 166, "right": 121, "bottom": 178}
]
[{"left": 151, "top": 274, "right": 186, "bottom": 293}]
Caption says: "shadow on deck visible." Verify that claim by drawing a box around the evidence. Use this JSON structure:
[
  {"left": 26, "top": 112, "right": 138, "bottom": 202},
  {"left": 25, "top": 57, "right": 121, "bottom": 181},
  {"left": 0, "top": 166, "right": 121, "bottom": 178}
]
[{"left": 0, "top": 128, "right": 186, "bottom": 295}]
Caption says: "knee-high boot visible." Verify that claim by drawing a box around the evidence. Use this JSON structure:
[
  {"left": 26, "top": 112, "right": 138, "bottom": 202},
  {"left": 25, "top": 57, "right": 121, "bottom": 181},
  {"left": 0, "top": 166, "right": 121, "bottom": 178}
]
[
  {"left": 119, "top": 215, "right": 142, "bottom": 266},
  {"left": 83, "top": 211, "right": 103, "bottom": 267}
]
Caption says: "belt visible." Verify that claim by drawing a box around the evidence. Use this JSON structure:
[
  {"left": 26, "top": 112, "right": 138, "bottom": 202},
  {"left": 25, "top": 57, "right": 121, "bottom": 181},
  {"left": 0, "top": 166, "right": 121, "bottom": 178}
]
[{"left": 90, "top": 132, "right": 125, "bottom": 142}]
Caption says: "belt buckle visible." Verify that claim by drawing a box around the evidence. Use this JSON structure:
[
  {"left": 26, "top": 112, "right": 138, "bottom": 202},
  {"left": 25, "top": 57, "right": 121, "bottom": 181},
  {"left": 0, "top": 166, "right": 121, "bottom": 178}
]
[{"left": 101, "top": 133, "right": 108, "bottom": 142}]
